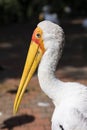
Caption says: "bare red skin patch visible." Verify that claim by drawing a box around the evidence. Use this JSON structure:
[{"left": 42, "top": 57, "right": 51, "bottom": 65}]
[{"left": 32, "top": 27, "right": 45, "bottom": 52}]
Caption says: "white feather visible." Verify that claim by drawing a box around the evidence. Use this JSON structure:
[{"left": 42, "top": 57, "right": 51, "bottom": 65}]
[{"left": 37, "top": 21, "right": 87, "bottom": 130}]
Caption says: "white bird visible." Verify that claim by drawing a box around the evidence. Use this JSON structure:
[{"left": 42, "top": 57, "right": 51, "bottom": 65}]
[{"left": 13, "top": 21, "right": 87, "bottom": 130}]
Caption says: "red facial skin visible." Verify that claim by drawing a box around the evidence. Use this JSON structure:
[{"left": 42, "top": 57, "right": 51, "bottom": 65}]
[{"left": 32, "top": 27, "right": 45, "bottom": 52}]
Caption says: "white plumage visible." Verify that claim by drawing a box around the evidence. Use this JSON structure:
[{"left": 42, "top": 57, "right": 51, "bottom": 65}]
[{"left": 37, "top": 21, "right": 87, "bottom": 130}]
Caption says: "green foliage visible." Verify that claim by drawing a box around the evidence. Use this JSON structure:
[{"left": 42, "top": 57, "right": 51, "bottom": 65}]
[{"left": 0, "top": 0, "right": 21, "bottom": 23}]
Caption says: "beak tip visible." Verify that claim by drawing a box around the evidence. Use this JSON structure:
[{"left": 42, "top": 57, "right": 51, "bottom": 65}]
[
  {"left": 13, "top": 110, "right": 17, "bottom": 115},
  {"left": 13, "top": 106, "right": 17, "bottom": 115}
]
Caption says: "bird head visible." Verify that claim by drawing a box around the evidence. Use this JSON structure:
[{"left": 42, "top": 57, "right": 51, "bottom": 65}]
[{"left": 13, "top": 21, "right": 64, "bottom": 114}]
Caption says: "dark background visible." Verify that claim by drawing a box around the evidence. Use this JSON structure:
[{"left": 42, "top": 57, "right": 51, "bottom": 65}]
[
  {"left": 0, "top": 0, "right": 87, "bottom": 23},
  {"left": 0, "top": 0, "right": 87, "bottom": 80}
]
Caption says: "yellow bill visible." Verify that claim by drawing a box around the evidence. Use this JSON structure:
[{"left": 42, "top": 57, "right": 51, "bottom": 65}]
[{"left": 13, "top": 27, "right": 45, "bottom": 114}]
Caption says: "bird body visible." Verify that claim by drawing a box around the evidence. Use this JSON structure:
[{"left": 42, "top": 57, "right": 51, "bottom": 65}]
[
  {"left": 14, "top": 21, "right": 87, "bottom": 130},
  {"left": 37, "top": 27, "right": 87, "bottom": 129}
]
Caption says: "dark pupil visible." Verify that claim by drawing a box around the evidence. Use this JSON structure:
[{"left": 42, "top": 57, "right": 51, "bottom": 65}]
[{"left": 36, "top": 33, "right": 41, "bottom": 38}]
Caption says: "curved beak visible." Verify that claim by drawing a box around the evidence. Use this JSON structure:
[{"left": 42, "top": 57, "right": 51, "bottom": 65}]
[{"left": 13, "top": 41, "right": 44, "bottom": 114}]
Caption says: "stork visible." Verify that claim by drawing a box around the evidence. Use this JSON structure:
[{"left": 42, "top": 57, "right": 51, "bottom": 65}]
[{"left": 13, "top": 21, "right": 87, "bottom": 130}]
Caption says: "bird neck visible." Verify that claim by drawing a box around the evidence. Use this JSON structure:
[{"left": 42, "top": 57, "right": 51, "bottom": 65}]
[{"left": 38, "top": 46, "right": 63, "bottom": 101}]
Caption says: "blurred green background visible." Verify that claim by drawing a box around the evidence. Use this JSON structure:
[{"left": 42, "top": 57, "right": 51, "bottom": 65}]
[{"left": 0, "top": 0, "right": 87, "bottom": 24}]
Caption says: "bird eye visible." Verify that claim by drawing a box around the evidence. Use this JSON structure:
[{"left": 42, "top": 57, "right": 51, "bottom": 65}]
[{"left": 36, "top": 33, "right": 41, "bottom": 38}]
